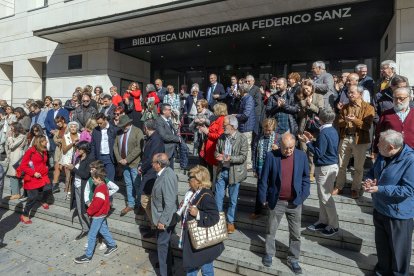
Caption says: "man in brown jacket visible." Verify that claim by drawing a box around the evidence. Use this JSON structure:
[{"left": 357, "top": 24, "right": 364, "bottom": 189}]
[{"left": 333, "top": 84, "right": 374, "bottom": 198}]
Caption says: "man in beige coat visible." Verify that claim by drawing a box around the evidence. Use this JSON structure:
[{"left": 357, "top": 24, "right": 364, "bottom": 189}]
[{"left": 114, "top": 115, "right": 144, "bottom": 216}]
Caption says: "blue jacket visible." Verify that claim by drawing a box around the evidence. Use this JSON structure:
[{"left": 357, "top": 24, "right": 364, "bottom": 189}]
[
  {"left": 258, "top": 149, "right": 310, "bottom": 209},
  {"left": 236, "top": 94, "right": 255, "bottom": 133},
  {"left": 367, "top": 145, "right": 414, "bottom": 219},
  {"left": 30, "top": 110, "right": 48, "bottom": 129},
  {"left": 184, "top": 92, "right": 203, "bottom": 114},
  {"left": 44, "top": 108, "right": 70, "bottom": 137},
  {"left": 306, "top": 126, "right": 339, "bottom": 166},
  {"left": 90, "top": 124, "right": 118, "bottom": 163}
]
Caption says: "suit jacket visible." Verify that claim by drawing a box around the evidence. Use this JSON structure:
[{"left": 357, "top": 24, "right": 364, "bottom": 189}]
[
  {"left": 184, "top": 92, "right": 203, "bottom": 114},
  {"left": 156, "top": 116, "right": 180, "bottom": 159},
  {"left": 101, "top": 104, "right": 116, "bottom": 121},
  {"left": 141, "top": 131, "right": 165, "bottom": 194},
  {"left": 151, "top": 167, "right": 178, "bottom": 226},
  {"left": 113, "top": 125, "right": 144, "bottom": 168},
  {"left": 313, "top": 72, "right": 337, "bottom": 110},
  {"left": 91, "top": 124, "right": 118, "bottom": 163},
  {"left": 205, "top": 82, "right": 226, "bottom": 108},
  {"left": 157, "top": 87, "right": 168, "bottom": 103},
  {"left": 258, "top": 149, "right": 310, "bottom": 209},
  {"left": 44, "top": 108, "right": 70, "bottom": 137}
]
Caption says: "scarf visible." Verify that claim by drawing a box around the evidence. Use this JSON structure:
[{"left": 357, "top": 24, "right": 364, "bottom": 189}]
[{"left": 177, "top": 188, "right": 202, "bottom": 248}]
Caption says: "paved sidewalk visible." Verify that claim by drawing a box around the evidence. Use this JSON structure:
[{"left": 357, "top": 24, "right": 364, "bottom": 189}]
[{"left": 0, "top": 208, "right": 236, "bottom": 276}]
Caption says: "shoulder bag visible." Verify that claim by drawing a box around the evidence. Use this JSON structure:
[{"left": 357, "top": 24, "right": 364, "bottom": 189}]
[{"left": 187, "top": 193, "right": 228, "bottom": 250}]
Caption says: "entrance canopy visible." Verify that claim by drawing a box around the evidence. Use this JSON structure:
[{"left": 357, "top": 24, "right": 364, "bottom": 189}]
[{"left": 114, "top": 0, "right": 393, "bottom": 69}]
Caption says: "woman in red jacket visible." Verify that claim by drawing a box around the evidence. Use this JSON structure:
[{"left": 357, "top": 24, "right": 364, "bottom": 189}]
[
  {"left": 198, "top": 103, "right": 228, "bottom": 176},
  {"left": 20, "top": 136, "right": 51, "bottom": 224},
  {"left": 123, "top": 82, "right": 143, "bottom": 112}
]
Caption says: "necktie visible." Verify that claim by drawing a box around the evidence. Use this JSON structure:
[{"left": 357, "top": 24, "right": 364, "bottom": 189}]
[
  {"left": 167, "top": 119, "right": 175, "bottom": 134},
  {"left": 121, "top": 133, "right": 127, "bottom": 159},
  {"left": 209, "top": 85, "right": 215, "bottom": 104}
]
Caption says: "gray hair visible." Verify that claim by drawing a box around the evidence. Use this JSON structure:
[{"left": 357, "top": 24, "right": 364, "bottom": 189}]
[
  {"left": 191, "top": 85, "right": 199, "bottom": 93},
  {"left": 144, "top": 119, "right": 157, "bottom": 131},
  {"left": 246, "top": 75, "right": 255, "bottom": 81},
  {"left": 238, "top": 83, "right": 250, "bottom": 95},
  {"left": 192, "top": 83, "right": 199, "bottom": 89},
  {"left": 381, "top": 60, "right": 397, "bottom": 71},
  {"left": 313, "top": 61, "right": 326, "bottom": 70},
  {"left": 226, "top": 115, "right": 238, "bottom": 129},
  {"left": 393, "top": 87, "right": 411, "bottom": 97},
  {"left": 380, "top": 129, "right": 404, "bottom": 149},
  {"left": 355, "top": 64, "right": 367, "bottom": 71},
  {"left": 319, "top": 109, "right": 336, "bottom": 124},
  {"left": 278, "top": 77, "right": 287, "bottom": 85},
  {"left": 153, "top": 153, "right": 170, "bottom": 168},
  {"left": 146, "top": 84, "right": 156, "bottom": 92},
  {"left": 66, "top": 121, "right": 80, "bottom": 134}
]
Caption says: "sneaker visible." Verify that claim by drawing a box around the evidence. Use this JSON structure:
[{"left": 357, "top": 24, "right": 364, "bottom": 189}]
[
  {"left": 104, "top": 245, "right": 118, "bottom": 256},
  {"left": 18, "top": 196, "right": 27, "bottom": 202},
  {"left": 262, "top": 254, "right": 272, "bottom": 267},
  {"left": 287, "top": 259, "right": 302, "bottom": 274},
  {"left": 84, "top": 242, "right": 88, "bottom": 248},
  {"left": 74, "top": 254, "right": 91, "bottom": 264},
  {"left": 307, "top": 223, "right": 327, "bottom": 232},
  {"left": 321, "top": 226, "right": 339, "bottom": 237},
  {"left": 98, "top": 242, "right": 107, "bottom": 251},
  {"left": 52, "top": 184, "right": 60, "bottom": 194}
]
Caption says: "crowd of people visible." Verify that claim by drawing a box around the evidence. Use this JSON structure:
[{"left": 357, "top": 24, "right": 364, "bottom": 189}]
[{"left": 0, "top": 59, "right": 413, "bottom": 275}]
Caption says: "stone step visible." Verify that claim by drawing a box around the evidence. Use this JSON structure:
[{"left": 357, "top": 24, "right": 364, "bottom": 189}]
[{"left": 0, "top": 200, "right": 355, "bottom": 276}]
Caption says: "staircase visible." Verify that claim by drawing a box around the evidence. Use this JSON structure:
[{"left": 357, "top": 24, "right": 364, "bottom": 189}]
[{"left": 1, "top": 149, "right": 414, "bottom": 275}]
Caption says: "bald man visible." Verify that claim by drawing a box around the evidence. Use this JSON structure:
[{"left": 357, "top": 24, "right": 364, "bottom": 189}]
[
  {"left": 258, "top": 133, "right": 310, "bottom": 273},
  {"left": 151, "top": 153, "right": 178, "bottom": 276},
  {"left": 155, "top": 79, "right": 168, "bottom": 103},
  {"left": 337, "top": 73, "right": 371, "bottom": 110}
]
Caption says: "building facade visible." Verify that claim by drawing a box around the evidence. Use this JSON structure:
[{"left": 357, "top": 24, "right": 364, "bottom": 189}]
[{"left": 0, "top": 0, "right": 412, "bottom": 105}]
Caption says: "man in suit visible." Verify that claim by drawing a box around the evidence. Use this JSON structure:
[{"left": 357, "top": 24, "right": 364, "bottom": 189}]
[
  {"left": 259, "top": 133, "right": 310, "bottom": 274},
  {"left": 156, "top": 104, "right": 181, "bottom": 169},
  {"left": 91, "top": 113, "right": 118, "bottom": 181},
  {"left": 312, "top": 60, "right": 337, "bottom": 110},
  {"left": 155, "top": 79, "right": 168, "bottom": 103},
  {"left": 45, "top": 99, "right": 70, "bottom": 171},
  {"left": 246, "top": 75, "right": 264, "bottom": 147},
  {"left": 206, "top": 73, "right": 226, "bottom": 110},
  {"left": 139, "top": 119, "right": 165, "bottom": 238},
  {"left": 114, "top": 115, "right": 144, "bottom": 216},
  {"left": 101, "top": 94, "right": 116, "bottom": 121},
  {"left": 151, "top": 153, "right": 178, "bottom": 276}
]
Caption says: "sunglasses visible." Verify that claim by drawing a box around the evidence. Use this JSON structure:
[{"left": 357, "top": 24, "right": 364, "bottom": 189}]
[
  {"left": 114, "top": 113, "right": 121, "bottom": 116},
  {"left": 53, "top": 103, "right": 59, "bottom": 106},
  {"left": 82, "top": 100, "right": 90, "bottom": 103}
]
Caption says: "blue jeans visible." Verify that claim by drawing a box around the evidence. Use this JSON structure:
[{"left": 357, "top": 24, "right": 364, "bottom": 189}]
[
  {"left": 100, "top": 154, "right": 115, "bottom": 181},
  {"left": 186, "top": 262, "right": 214, "bottom": 276},
  {"left": 85, "top": 217, "right": 116, "bottom": 258},
  {"left": 123, "top": 167, "right": 139, "bottom": 208},
  {"left": 214, "top": 168, "right": 240, "bottom": 224}
]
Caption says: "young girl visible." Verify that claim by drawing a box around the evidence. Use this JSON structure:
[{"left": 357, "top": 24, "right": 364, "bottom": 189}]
[{"left": 74, "top": 168, "right": 118, "bottom": 264}]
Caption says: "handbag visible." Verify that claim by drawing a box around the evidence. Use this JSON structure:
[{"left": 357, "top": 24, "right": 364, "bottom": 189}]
[
  {"left": 15, "top": 152, "right": 34, "bottom": 179},
  {"left": 305, "top": 113, "right": 322, "bottom": 134},
  {"left": 187, "top": 193, "right": 228, "bottom": 250}
]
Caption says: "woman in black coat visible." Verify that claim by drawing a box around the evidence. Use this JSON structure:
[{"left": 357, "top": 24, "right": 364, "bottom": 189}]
[
  {"left": 65, "top": 141, "right": 94, "bottom": 241},
  {"left": 180, "top": 165, "right": 224, "bottom": 275}
]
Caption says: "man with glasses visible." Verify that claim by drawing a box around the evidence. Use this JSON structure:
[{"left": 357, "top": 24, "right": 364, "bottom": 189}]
[
  {"left": 205, "top": 73, "right": 226, "bottom": 110},
  {"left": 375, "top": 60, "right": 397, "bottom": 95},
  {"left": 72, "top": 94, "right": 98, "bottom": 130},
  {"left": 333, "top": 84, "right": 375, "bottom": 199},
  {"left": 374, "top": 87, "right": 414, "bottom": 156}
]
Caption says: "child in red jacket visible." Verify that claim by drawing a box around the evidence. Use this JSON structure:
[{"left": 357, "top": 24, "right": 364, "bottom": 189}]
[{"left": 74, "top": 168, "right": 117, "bottom": 263}]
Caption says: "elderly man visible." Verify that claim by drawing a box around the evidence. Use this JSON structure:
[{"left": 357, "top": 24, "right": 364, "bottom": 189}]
[
  {"left": 72, "top": 93, "right": 98, "bottom": 130},
  {"left": 312, "top": 60, "right": 337, "bottom": 109},
  {"left": 337, "top": 73, "right": 371, "bottom": 109},
  {"left": 259, "top": 133, "right": 310, "bottom": 274},
  {"left": 151, "top": 153, "right": 178, "bottom": 276},
  {"left": 333, "top": 85, "right": 375, "bottom": 198},
  {"left": 265, "top": 78, "right": 299, "bottom": 135},
  {"left": 91, "top": 113, "right": 117, "bottom": 181},
  {"left": 355, "top": 64, "right": 375, "bottom": 95},
  {"left": 205, "top": 73, "right": 226, "bottom": 109},
  {"left": 364, "top": 130, "right": 414, "bottom": 275},
  {"left": 374, "top": 87, "right": 414, "bottom": 153},
  {"left": 375, "top": 60, "right": 397, "bottom": 94},
  {"left": 214, "top": 115, "right": 248, "bottom": 234},
  {"left": 114, "top": 115, "right": 144, "bottom": 216},
  {"left": 155, "top": 79, "right": 168, "bottom": 103}
]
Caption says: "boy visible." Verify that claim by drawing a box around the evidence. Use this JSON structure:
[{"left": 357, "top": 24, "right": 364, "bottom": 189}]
[{"left": 74, "top": 168, "right": 118, "bottom": 263}]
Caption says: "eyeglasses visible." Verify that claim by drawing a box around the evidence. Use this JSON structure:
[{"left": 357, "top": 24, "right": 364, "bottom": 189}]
[
  {"left": 393, "top": 96, "right": 409, "bottom": 102},
  {"left": 114, "top": 113, "right": 121, "bottom": 116},
  {"left": 82, "top": 100, "right": 90, "bottom": 103},
  {"left": 53, "top": 103, "right": 59, "bottom": 106}
]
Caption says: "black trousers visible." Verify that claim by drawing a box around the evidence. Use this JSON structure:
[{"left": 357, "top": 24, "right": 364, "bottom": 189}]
[
  {"left": 373, "top": 209, "right": 413, "bottom": 276},
  {"left": 23, "top": 188, "right": 48, "bottom": 216}
]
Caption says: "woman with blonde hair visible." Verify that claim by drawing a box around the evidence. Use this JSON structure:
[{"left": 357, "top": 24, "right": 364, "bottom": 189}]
[
  {"left": 178, "top": 165, "right": 224, "bottom": 275},
  {"left": 79, "top": 118, "right": 97, "bottom": 143},
  {"left": 51, "top": 116, "right": 67, "bottom": 194},
  {"left": 60, "top": 121, "right": 80, "bottom": 198}
]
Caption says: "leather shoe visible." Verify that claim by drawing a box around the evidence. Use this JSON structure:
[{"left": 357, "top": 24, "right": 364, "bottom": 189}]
[
  {"left": 332, "top": 188, "right": 342, "bottom": 195},
  {"left": 120, "top": 207, "right": 134, "bottom": 217},
  {"left": 75, "top": 231, "right": 88, "bottom": 241},
  {"left": 249, "top": 213, "right": 260, "bottom": 220},
  {"left": 227, "top": 223, "right": 235, "bottom": 234},
  {"left": 351, "top": 190, "right": 360, "bottom": 199}
]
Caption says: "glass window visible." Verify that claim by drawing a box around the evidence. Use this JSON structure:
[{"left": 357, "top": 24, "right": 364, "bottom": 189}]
[
  {"left": 0, "top": 0, "right": 15, "bottom": 18},
  {"left": 28, "top": 0, "right": 47, "bottom": 11}
]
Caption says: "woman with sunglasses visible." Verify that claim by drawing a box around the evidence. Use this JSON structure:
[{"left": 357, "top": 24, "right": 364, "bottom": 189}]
[{"left": 111, "top": 106, "right": 125, "bottom": 127}]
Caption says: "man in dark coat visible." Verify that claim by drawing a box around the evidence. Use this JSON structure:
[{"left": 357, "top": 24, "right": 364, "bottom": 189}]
[
  {"left": 139, "top": 119, "right": 165, "bottom": 238},
  {"left": 205, "top": 73, "right": 226, "bottom": 109}
]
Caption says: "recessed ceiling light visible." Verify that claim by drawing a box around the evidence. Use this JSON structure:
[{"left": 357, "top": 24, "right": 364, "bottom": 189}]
[
  {"left": 160, "top": 55, "right": 164, "bottom": 58},
  {"left": 339, "top": 27, "right": 344, "bottom": 30},
  {"left": 146, "top": 50, "right": 150, "bottom": 53},
  {"left": 208, "top": 50, "right": 212, "bottom": 53},
  {"left": 261, "top": 36, "right": 265, "bottom": 39},
  {"left": 268, "top": 44, "right": 272, "bottom": 47},
  {"left": 197, "top": 44, "right": 200, "bottom": 47},
  {"left": 338, "top": 37, "right": 343, "bottom": 40}
]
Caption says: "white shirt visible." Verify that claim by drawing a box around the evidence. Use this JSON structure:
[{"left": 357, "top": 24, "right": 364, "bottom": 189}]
[
  {"left": 157, "top": 167, "right": 166, "bottom": 177},
  {"left": 74, "top": 163, "right": 82, "bottom": 188},
  {"left": 53, "top": 108, "right": 59, "bottom": 119},
  {"left": 100, "top": 123, "right": 110, "bottom": 154},
  {"left": 118, "top": 126, "right": 132, "bottom": 156}
]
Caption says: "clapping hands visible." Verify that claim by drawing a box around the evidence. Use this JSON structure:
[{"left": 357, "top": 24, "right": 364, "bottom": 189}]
[{"left": 363, "top": 178, "right": 378, "bottom": 193}]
